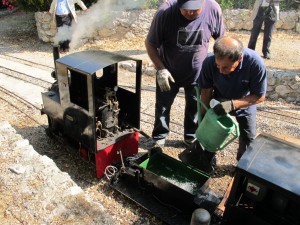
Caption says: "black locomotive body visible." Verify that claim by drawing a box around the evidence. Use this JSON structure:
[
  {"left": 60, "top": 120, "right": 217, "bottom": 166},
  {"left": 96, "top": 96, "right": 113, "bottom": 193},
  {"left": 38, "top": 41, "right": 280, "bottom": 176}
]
[{"left": 41, "top": 48, "right": 142, "bottom": 178}]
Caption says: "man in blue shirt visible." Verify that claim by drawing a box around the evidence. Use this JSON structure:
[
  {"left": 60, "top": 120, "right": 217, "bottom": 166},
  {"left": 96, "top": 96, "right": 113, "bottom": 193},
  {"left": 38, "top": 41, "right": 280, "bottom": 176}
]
[
  {"left": 199, "top": 36, "right": 267, "bottom": 160},
  {"left": 145, "top": 0, "right": 225, "bottom": 148}
]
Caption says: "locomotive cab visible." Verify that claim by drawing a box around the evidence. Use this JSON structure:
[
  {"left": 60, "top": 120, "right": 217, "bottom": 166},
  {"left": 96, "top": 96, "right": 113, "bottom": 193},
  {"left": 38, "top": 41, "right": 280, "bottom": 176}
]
[{"left": 41, "top": 50, "right": 142, "bottom": 178}]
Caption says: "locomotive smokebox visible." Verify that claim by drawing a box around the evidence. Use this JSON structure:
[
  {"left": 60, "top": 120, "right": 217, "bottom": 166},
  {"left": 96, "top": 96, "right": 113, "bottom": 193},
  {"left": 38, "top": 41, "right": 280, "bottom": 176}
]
[{"left": 41, "top": 50, "right": 142, "bottom": 178}]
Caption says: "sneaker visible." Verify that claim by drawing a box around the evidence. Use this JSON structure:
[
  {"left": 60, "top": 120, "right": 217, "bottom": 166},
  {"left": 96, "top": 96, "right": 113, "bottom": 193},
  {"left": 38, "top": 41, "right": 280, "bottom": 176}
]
[
  {"left": 147, "top": 138, "right": 165, "bottom": 149},
  {"left": 154, "top": 138, "right": 165, "bottom": 147},
  {"left": 178, "top": 141, "right": 215, "bottom": 175},
  {"left": 183, "top": 138, "right": 196, "bottom": 147}
]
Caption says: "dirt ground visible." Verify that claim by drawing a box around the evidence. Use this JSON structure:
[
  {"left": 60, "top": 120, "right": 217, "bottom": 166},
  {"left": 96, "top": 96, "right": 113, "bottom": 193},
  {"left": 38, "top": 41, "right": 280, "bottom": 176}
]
[{"left": 0, "top": 9, "right": 300, "bottom": 225}]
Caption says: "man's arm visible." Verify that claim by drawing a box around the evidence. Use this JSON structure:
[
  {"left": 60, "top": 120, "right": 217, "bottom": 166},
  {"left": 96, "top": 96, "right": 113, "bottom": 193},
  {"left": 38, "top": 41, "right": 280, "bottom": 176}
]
[
  {"left": 145, "top": 39, "right": 175, "bottom": 92},
  {"left": 144, "top": 39, "right": 165, "bottom": 71},
  {"left": 200, "top": 88, "right": 213, "bottom": 114},
  {"left": 233, "top": 94, "right": 265, "bottom": 109},
  {"left": 49, "top": 0, "right": 56, "bottom": 14},
  {"left": 212, "top": 94, "right": 265, "bottom": 116},
  {"left": 76, "top": 0, "right": 87, "bottom": 11}
]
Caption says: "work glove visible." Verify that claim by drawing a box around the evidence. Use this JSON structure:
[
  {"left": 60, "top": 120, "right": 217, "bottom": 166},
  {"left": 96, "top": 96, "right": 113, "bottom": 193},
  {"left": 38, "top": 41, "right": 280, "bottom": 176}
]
[
  {"left": 156, "top": 69, "right": 175, "bottom": 92},
  {"left": 213, "top": 100, "right": 235, "bottom": 116}
]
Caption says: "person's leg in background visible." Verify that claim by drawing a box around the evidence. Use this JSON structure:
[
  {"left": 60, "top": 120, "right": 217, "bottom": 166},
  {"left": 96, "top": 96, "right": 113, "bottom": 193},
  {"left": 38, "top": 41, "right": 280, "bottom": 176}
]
[
  {"left": 55, "top": 15, "right": 64, "bottom": 51},
  {"left": 55, "top": 14, "right": 72, "bottom": 52},
  {"left": 262, "top": 17, "right": 275, "bottom": 59},
  {"left": 60, "top": 14, "right": 72, "bottom": 51},
  {"left": 235, "top": 111, "right": 257, "bottom": 160},
  {"left": 248, "top": 7, "right": 265, "bottom": 51},
  {"left": 183, "top": 85, "right": 198, "bottom": 145}
]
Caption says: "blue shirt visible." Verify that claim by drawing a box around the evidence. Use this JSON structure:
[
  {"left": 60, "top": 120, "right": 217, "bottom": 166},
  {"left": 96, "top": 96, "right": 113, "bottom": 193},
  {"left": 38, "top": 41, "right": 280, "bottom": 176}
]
[
  {"left": 199, "top": 48, "right": 267, "bottom": 115},
  {"left": 147, "top": 0, "right": 225, "bottom": 86},
  {"left": 56, "top": 0, "right": 70, "bottom": 15}
]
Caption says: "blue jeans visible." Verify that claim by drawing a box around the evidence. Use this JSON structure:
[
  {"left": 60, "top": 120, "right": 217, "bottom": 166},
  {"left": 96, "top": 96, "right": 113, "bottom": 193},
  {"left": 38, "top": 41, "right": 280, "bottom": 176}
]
[
  {"left": 234, "top": 111, "right": 257, "bottom": 160},
  {"left": 248, "top": 6, "right": 276, "bottom": 57},
  {"left": 152, "top": 82, "right": 197, "bottom": 141}
]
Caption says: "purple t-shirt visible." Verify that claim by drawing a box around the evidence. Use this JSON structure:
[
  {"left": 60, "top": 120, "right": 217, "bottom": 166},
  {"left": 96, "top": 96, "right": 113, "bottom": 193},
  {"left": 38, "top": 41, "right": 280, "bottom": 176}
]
[
  {"left": 147, "top": 0, "right": 225, "bottom": 86},
  {"left": 199, "top": 48, "right": 267, "bottom": 115}
]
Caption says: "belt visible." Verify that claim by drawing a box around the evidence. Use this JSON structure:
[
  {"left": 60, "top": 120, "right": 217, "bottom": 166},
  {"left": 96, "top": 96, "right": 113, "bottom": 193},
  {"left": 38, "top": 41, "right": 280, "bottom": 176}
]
[{"left": 56, "top": 14, "right": 70, "bottom": 17}]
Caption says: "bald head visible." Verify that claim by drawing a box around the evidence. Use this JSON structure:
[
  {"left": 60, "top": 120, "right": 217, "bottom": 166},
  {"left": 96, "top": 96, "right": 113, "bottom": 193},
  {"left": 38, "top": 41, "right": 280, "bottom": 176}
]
[{"left": 213, "top": 36, "right": 244, "bottom": 62}]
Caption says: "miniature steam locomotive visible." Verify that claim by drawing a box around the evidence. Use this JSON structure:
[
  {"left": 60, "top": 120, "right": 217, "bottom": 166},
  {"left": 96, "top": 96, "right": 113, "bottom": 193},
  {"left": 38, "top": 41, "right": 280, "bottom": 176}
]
[{"left": 41, "top": 47, "right": 142, "bottom": 178}]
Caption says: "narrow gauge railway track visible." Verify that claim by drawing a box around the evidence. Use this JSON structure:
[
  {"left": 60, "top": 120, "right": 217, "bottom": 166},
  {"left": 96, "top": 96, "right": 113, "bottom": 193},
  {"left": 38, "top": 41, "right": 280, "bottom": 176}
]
[
  {"left": 0, "top": 54, "right": 299, "bottom": 139},
  {"left": 257, "top": 107, "right": 300, "bottom": 126},
  {"left": 0, "top": 66, "right": 52, "bottom": 89},
  {"left": 0, "top": 87, "right": 46, "bottom": 129},
  {"left": 0, "top": 45, "right": 299, "bottom": 132},
  {"left": 122, "top": 85, "right": 300, "bottom": 126},
  {"left": 0, "top": 53, "right": 54, "bottom": 71}
]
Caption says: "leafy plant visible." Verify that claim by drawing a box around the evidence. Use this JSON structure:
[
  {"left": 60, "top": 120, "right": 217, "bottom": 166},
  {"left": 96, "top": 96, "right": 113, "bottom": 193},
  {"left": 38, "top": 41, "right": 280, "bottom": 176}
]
[
  {"left": 280, "top": 0, "right": 300, "bottom": 10},
  {"left": 217, "top": 0, "right": 233, "bottom": 10}
]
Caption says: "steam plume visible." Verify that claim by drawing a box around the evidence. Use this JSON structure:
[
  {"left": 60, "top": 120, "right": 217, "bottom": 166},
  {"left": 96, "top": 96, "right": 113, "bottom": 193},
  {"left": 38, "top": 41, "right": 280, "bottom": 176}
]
[{"left": 54, "top": 0, "right": 147, "bottom": 50}]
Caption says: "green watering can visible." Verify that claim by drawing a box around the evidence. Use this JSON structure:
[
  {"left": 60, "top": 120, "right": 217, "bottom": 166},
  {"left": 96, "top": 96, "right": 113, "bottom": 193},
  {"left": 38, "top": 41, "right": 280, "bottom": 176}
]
[{"left": 194, "top": 86, "right": 240, "bottom": 152}]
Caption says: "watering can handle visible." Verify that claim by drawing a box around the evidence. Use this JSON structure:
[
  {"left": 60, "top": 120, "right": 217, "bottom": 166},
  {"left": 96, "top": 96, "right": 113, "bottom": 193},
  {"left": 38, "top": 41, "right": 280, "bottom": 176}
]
[
  {"left": 218, "top": 117, "right": 240, "bottom": 150},
  {"left": 194, "top": 86, "right": 209, "bottom": 124}
]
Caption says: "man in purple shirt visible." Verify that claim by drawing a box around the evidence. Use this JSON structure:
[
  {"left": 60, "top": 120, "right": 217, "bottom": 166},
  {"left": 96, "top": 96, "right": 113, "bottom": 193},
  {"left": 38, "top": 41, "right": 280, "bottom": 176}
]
[
  {"left": 199, "top": 36, "right": 267, "bottom": 160},
  {"left": 145, "top": 0, "right": 225, "bottom": 148}
]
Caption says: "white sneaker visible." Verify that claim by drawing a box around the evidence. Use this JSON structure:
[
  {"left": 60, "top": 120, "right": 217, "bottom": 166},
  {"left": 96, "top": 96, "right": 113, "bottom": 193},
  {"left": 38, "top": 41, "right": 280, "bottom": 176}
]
[
  {"left": 146, "top": 138, "right": 165, "bottom": 149},
  {"left": 183, "top": 138, "right": 196, "bottom": 147},
  {"left": 153, "top": 138, "right": 165, "bottom": 147}
]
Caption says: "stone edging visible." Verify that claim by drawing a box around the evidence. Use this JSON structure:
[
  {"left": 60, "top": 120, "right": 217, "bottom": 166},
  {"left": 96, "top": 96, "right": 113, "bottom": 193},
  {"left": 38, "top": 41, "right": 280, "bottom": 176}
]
[{"left": 35, "top": 9, "right": 300, "bottom": 43}]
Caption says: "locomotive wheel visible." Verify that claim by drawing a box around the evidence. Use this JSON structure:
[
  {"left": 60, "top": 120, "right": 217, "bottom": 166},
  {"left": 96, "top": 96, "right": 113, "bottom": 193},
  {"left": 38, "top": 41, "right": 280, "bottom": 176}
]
[
  {"left": 45, "top": 127, "right": 54, "bottom": 138},
  {"left": 45, "top": 115, "right": 57, "bottom": 138}
]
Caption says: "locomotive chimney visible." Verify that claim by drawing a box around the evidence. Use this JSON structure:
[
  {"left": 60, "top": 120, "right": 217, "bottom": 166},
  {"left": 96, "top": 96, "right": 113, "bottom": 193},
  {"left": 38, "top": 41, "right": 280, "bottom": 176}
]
[
  {"left": 53, "top": 45, "right": 60, "bottom": 62},
  {"left": 51, "top": 45, "right": 60, "bottom": 80}
]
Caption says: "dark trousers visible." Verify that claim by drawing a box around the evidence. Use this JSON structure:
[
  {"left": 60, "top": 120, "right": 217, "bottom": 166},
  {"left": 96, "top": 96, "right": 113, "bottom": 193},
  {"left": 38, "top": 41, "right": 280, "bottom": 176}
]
[
  {"left": 248, "top": 6, "right": 276, "bottom": 57},
  {"left": 235, "top": 111, "right": 257, "bottom": 160},
  {"left": 152, "top": 82, "right": 198, "bottom": 141},
  {"left": 55, "top": 14, "right": 72, "bottom": 51}
]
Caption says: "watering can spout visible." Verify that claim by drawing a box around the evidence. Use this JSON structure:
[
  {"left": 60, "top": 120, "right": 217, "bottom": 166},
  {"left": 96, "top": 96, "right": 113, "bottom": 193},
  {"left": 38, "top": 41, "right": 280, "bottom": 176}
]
[{"left": 194, "top": 86, "right": 240, "bottom": 152}]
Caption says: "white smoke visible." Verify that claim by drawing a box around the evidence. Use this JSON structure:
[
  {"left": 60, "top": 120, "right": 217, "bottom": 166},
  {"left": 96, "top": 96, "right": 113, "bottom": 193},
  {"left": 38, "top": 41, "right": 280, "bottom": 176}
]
[
  {"left": 54, "top": 25, "right": 72, "bottom": 45},
  {"left": 55, "top": 0, "right": 148, "bottom": 50}
]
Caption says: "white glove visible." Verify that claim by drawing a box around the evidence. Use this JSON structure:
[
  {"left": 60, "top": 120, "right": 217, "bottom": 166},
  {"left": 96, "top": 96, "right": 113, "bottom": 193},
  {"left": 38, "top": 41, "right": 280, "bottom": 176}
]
[{"left": 156, "top": 69, "right": 175, "bottom": 92}]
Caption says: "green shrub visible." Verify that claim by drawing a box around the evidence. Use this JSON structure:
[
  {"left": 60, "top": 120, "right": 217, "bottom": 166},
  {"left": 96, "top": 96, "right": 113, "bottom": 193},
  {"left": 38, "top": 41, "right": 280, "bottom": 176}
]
[
  {"left": 281, "top": 0, "right": 300, "bottom": 10},
  {"left": 14, "top": 0, "right": 51, "bottom": 12},
  {"left": 216, "top": 0, "right": 299, "bottom": 10}
]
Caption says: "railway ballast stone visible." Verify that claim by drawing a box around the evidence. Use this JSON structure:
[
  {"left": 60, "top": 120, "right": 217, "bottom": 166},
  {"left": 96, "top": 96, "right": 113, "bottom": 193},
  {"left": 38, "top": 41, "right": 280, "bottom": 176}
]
[{"left": 0, "top": 121, "right": 115, "bottom": 225}]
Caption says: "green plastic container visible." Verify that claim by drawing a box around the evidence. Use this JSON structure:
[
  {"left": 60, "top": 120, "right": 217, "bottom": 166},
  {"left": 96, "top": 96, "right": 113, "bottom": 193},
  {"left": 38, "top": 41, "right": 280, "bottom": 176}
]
[
  {"left": 195, "top": 87, "right": 240, "bottom": 152},
  {"left": 140, "top": 153, "right": 210, "bottom": 195}
]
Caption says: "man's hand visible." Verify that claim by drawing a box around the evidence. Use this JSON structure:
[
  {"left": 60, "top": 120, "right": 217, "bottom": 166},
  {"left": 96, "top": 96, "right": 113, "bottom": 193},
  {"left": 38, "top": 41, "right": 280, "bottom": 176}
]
[
  {"left": 156, "top": 69, "right": 175, "bottom": 92},
  {"left": 213, "top": 100, "right": 235, "bottom": 116}
]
